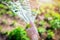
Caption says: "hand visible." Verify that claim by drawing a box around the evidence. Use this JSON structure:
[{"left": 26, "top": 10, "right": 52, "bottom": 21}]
[{"left": 26, "top": 21, "right": 40, "bottom": 40}]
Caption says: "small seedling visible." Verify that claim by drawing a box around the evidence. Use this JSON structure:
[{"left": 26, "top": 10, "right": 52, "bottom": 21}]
[
  {"left": 45, "top": 28, "right": 55, "bottom": 40},
  {"left": 1, "top": 0, "right": 10, "bottom": 2},
  {"left": 7, "top": 11, "right": 16, "bottom": 17},
  {"left": 47, "top": 30, "right": 55, "bottom": 39},
  {"left": 38, "top": 27, "right": 46, "bottom": 34},
  {"left": 26, "top": 24, "right": 31, "bottom": 29},
  {"left": 39, "top": 20, "right": 46, "bottom": 27},
  {"left": 0, "top": 3, "right": 8, "bottom": 9},
  {"left": 0, "top": 26, "right": 2, "bottom": 31},
  {"left": 7, "top": 26, "right": 30, "bottom": 40},
  {"left": 50, "top": 19, "right": 60, "bottom": 30}
]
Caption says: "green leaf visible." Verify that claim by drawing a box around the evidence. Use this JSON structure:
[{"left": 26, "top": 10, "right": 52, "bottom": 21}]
[
  {"left": 38, "top": 27, "right": 46, "bottom": 33},
  {"left": 8, "top": 27, "right": 30, "bottom": 40},
  {"left": 50, "top": 19, "right": 60, "bottom": 29},
  {"left": 47, "top": 30, "right": 55, "bottom": 38}
]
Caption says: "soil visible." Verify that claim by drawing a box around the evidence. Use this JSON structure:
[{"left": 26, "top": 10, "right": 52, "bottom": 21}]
[
  {"left": 0, "top": 8, "right": 26, "bottom": 40},
  {"left": 35, "top": 13, "right": 60, "bottom": 40},
  {"left": 0, "top": 1, "right": 60, "bottom": 40}
]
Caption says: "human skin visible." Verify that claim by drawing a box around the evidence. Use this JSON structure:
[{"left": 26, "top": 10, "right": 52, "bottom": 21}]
[
  {"left": 9, "top": 0, "right": 40, "bottom": 40},
  {"left": 26, "top": 21, "right": 40, "bottom": 40},
  {"left": 26, "top": 0, "right": 40, "bottom": 40}
]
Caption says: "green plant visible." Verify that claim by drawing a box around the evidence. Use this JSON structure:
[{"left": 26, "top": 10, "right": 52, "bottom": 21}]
[
  {"left": 47, "top": 30, "right": 55, "bottom": 39},
  {"left": 0, "top": 3, "right": 16, "bottom": 17},
  {"left": 0, "top": 4, "right": 7, "bottom": 9},
  {"left": 38, "top": 27, "right": 46, "bottom": 34},
  {"left": 0, "top": 0, "right": 10, "bottom": 2},
  {"left": 45, "top": 30, "right": 55, "bottom": 40},
  {"left": 0, "top": 3, "right": 9, "bottom": 17},
  {"left": 39, "top": 20, "right": 46, "bottom": 27},
  {"left": 0, "top": 9, "right": 6, "bottom": 14},
  {"left": 7, "top": 26, "right": 30, "bottom": 40},
  {"left": 12, "top": 13, "right": 17, "bottom": 17},
  {"left": 44, "top": 13, "right": 51, "bottom": 19},
  {"left": 50, "top": 11, "right": 60, "bottom": 19},
  {"left": 7, "top": 11, "right": 17, "bottom": 17},
  {"left": 0, "top": 26, "right": 2, "bottom": 31},
  {"left": 50, "top": 19, "right": 60, "bottom": 30},
  {"left": 26, "top": 24, "right": 31, "bottom": 29},
  {"left": 45, "top": 36, "right": 52, "bottom": 40}
]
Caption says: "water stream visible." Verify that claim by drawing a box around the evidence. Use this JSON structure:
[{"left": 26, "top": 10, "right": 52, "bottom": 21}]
[{"left": 6, "top": 0, "right": 36, "bottom": 24}]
